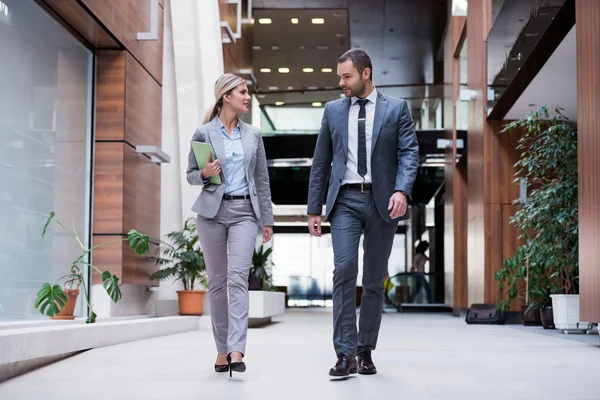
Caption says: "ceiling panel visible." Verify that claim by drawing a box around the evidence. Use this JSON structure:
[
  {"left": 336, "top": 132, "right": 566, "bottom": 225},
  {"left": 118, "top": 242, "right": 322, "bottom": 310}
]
[{"left": 253, "top": 0, "right": 348, "bottom": 8}]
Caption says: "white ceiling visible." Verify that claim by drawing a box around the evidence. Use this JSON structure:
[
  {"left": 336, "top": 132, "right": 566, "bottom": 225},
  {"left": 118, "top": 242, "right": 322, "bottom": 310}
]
[{"left": 505, "top": 24, "right": 576, "bottom": 121}]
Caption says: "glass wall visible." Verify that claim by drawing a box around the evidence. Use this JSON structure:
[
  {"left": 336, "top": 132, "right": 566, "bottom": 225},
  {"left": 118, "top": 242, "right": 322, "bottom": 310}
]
[{"left": 0, "top": 0, "right": 93, "bottom": 320}]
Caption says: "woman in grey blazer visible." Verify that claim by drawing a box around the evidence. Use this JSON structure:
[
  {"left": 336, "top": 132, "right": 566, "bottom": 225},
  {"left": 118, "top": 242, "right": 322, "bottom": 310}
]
[{"left": 186, "top": 73, "right": 274, "bottom": 377}]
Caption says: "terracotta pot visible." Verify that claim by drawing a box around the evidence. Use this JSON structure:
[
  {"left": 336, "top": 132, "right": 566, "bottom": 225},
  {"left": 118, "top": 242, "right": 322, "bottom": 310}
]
[
  {"left": 177, "top": 290, "right": 206, "bottom": 315},
  {"left": 51, "top": 288, "right": 79, "bottom": 320}
]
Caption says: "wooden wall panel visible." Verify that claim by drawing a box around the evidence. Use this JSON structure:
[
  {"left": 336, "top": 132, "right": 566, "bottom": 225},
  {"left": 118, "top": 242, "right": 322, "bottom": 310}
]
[
  {"left": 96, "top": 51, "right": 126, "bottom": 141},
  {"left": 125, "top": 54, "right": 162, "bottom": 147},
  {"left": 220, "top": 0, "right": 253, "bottom": 74},
  {"left": 79, "top": 0, "right": 164, "bottom": 84},
  {"left": 576, "top": 0, "right": 600, "bottom": 322},
  {"left": 93, "top": 142, "right": 125, "bottom": 234}
]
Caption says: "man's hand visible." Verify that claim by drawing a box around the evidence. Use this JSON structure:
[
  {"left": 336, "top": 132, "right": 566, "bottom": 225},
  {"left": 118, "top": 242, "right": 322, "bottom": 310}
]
[
  {"left": 388, "top": 191, "right": 408, "bottom": 219},
  {"left": 262, "top": 226, "right": 273, "bottom": 243},
  {"left": 201, "top": 153, "right": 221, "bottom": 178},
  {"left": 308, "top": 215, "right": 322, "bottom": 237}
]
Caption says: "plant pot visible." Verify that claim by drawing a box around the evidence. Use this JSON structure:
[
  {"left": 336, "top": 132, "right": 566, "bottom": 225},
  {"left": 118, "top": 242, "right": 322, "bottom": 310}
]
[
  {"left": 176, "top": 290, "right": 205, "bottom": 316},
  {"left": 540, "top": 306, "right": 555, "bottom": 329},
  {"left": 51, "top": 289, "right": 79, "bottom": 320},
  {"left": 248, "top": 275, "right": 263, "bottom": 291},
  {"left": 550, "top": 294, "right": 592, "bottom": 331},
  {"left": 522, "top": 304, "right": 542, "bottom": 326}
]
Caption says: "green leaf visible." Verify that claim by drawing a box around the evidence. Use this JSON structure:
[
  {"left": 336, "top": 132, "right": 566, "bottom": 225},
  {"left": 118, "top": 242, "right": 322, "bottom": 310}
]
[
  {"left": 34, "top": 283, "right": 67, "bottom": 317},
  {"left": 128, "top": 229, "right": 149, "bottom": 255},
  {"left": 42, "top": 212, "right": 55, "bottom": 238},
  {"left": 102, "top": 273, "right": 122, "bottom": 303},
  {"left": 86, "top": 311, "right": 97, "bottom": 324}
]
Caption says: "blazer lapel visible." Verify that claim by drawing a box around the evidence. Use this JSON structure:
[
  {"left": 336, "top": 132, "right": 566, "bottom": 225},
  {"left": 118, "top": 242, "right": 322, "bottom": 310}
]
[
  {"left": 208, "top": 117, "right": 227, "bottom": 182},
  {"left": 340, "top": 98, "right": 350, "bottom": 159},
  {"left": 371, "top": 93, "right": 388, "bottom": 153},
  {"left": 240, "top": 122, "right": 253, "bottom": 176}
]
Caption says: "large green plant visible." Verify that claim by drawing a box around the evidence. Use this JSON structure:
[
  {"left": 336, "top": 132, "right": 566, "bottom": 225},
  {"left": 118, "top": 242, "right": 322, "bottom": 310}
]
[
  {"left": 495, "top": 107, "right": 578, "bottom": 312},
  {"left": 35, "top": 212, "right": 149, "bottom": 323},
  {"left": 150, "top": 218, "right": 207, "bottom": 291},
  {"left": 251, "top": 245, "right": 275, "bottom": 291}
]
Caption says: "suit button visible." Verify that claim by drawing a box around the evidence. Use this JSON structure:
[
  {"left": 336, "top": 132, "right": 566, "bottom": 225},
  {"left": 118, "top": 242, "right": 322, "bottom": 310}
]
[{"left": 339, "top": 178, "right": 342, "bottom": 183}]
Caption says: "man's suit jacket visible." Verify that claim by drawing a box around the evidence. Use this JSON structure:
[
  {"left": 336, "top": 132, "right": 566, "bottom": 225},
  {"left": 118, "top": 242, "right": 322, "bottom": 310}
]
[
  {"left": 186, "top": 117, "right": 274, "bottom": 227},
  {"left": 307, "top": 91, "right": 419, "bottom": 223}
]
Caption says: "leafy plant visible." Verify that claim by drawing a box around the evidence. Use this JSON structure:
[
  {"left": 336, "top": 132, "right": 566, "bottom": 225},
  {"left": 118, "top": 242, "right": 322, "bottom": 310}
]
[
  {"left": 251, "top": 244, "right": 275, "bottom": 291},
  {"left": 34, "top": 212, "right": 150, "bottom": 323},
  {"left": 495, "top": 107, "right": 578, "bottom": 312},
  {"left": 150, "top": 218, "right": 207, "bottom": 291}
]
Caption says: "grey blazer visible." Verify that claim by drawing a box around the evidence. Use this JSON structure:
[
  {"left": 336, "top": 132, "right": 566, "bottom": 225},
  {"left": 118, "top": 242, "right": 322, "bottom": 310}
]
[
  {"left": 186, "top": 117, "right": 274, "bottom": 227},
  {"left": 307, "top": 92, "right": 419, "bottom": 222}
]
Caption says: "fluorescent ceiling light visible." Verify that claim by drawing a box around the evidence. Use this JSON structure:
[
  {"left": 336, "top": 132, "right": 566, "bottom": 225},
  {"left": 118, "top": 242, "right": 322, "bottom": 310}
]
[
  {"left": 287, "top": 86, "right": 294, "bottom": 90},
  {"left": 275, "top": 101, "right": 285, "bottom": 106},
  {"left": 317, "top": 46, "right": 329, "bottom": 50},
  {"left": 291, "top": 18, "right": 299, "bottom": 24},
  {"left": 268, "top": 86, "right": 279, "bottom": 90},
  {"left": 307, "top": 86, "right": 318, "bottom": 90},
  {"left": 253, "top": 45, "right": 261, "bottom": 50},
  {"left": 278, "top": 67, "right": 290, "bottom": 73},
  {"left": 312, "top": 18, "right": 325, "bottom": 24},
  {"left": 322, "top": 68, "right": 333, "bottom": 73},
  {"left": 258, "top": 18, "right": 272, "bottom": 24},
  {"left": 452, "top": 0, "right": 467, "bottom": 16},
  {"left": 303, "top": 68, "right": 314, "bottom": 73},
  {"left": 312, "top": 102, "right": 323, "bottom": 107},
  {"left": 298, "top": 46, "right": 306, "bottom": 50},
  {"left": 271, "top": 46, "right": 279, "bottom": 50},
  {"left": 260, "top": 68, "right": 271, "bottom": 73}
]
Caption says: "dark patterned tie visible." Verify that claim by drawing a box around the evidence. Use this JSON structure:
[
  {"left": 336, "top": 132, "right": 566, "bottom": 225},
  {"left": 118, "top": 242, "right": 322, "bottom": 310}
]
[{"left": 356, "top": 99, "right": 368, "bottom": 178}]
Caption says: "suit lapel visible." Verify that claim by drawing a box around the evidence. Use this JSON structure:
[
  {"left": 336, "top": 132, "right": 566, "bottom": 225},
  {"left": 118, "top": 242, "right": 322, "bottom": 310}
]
[
  {"left": 208, "top": 117, "right": 227, "bottom": 182},
  {"left": 371, "top": 93, "right": 388, "bottom": 153},
  {"left": 340, "top": 98, "right": 350, "bottom": 159},
  {"left": 240, "top": 122, "right": 253, "bottom": 176}
]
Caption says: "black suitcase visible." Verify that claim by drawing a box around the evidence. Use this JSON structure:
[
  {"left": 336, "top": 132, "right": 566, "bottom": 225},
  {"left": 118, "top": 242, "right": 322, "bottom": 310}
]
[{"left": 465, "top": 303, "right": 505, "bottom": 324}]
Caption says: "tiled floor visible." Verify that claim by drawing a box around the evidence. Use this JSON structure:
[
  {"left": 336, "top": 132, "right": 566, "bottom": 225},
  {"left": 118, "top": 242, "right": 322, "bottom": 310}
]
[{"left": 1, "top": 309, "right": 600, "bottom": 400}]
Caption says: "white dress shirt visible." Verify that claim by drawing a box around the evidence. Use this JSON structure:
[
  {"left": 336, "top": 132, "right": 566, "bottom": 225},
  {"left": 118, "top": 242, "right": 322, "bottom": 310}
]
[{"left": 342, "top": 87, "right": 378, "bottom": 185}]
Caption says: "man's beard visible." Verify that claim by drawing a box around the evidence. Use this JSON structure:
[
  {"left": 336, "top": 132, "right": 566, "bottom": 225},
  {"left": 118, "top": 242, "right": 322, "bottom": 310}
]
[{"left": 348, "top": 77, "right": 366, "bottom": 98}]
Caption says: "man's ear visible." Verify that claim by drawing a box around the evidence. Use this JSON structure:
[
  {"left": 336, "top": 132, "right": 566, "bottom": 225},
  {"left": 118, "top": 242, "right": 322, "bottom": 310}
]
[{"left": 363, "top": 67, "right": 372, "bottom": 81}]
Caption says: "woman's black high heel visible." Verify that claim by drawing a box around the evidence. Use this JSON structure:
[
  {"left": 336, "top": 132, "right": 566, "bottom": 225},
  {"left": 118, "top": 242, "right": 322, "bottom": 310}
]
[
  {"left": 214, "top": 364, "right": 229, "bottom": 373},
  {"left": 227, "top": 353, "right": 246, "bottom": 377}
]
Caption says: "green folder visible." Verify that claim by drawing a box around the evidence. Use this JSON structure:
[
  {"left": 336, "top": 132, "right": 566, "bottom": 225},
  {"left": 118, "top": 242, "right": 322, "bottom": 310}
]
[{"left": 191, "top": 141, "right": 222, "bottom": 185}]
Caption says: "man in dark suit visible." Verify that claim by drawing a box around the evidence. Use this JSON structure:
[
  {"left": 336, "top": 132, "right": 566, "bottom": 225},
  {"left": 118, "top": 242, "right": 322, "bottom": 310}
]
[{"left": 307, "top": 49, "right": 419, "bottom": 377}]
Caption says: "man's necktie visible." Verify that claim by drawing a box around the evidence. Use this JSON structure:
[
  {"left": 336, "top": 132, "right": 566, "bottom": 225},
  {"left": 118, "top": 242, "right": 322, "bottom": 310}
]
[{"left": 356, "top": 99, "right": 368, "bottom": 178}]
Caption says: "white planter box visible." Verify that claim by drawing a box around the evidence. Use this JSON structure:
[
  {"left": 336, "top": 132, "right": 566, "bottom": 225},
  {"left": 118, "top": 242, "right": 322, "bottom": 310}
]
[
  {"left": 550, "top": 294, "right": 592, "bottom": 331},
  {"left": 249, "top": 291, "right": 285, "bottom": 319}
]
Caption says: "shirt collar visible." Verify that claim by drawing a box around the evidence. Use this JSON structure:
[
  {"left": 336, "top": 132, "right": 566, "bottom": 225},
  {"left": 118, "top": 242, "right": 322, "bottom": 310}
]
[
  {"left": 351, "top": 87, "right": 378, "bottom": 106},
  {"left": 218, "top": 117, "right": 241, "bottom": 133}
]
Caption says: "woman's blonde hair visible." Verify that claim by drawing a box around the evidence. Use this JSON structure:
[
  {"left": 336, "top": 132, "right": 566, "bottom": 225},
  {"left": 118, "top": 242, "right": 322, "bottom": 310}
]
[{"left": 203, "top": 73, "right": 247, "bottom": 124}]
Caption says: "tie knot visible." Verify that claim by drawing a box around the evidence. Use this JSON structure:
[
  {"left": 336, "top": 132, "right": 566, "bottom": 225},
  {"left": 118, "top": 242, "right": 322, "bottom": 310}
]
[{"left": 356, "top": 99, "right": 368, "bottom": 108}]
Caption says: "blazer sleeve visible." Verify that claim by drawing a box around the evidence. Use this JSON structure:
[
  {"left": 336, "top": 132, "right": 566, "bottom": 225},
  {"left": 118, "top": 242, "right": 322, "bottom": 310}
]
[
  {"left": 186, "top": 127, "right": 209, "bottom": 186},
  {"left": 395, "top": 100, "right": 419, "bottom": 199},
  {"left": 255, "top": 130, "right": 274, "bottom": 226},
  {"left": 307, "top": 103, "right": 333, "bottom": 215}
]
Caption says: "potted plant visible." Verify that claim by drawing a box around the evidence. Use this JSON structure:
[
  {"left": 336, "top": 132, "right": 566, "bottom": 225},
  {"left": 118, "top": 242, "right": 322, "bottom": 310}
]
[
  {"left": 34, "top": 212, "right": 149, "bottom": 323},
  {"left": 150, "top": 218, "right": 207, "bottom": 315},
  {"left": 249, "top": 244, "right": 274, "bottom": 291},
  {"left": 495, "top": 107, "right": 584, "bottom": 331}
]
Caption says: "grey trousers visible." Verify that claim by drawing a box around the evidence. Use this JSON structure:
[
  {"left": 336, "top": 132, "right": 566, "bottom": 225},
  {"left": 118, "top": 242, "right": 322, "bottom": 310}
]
[
  {"left": 196, "top": 199, "right": 259, "bottom": 356},
  {"left": 329, "top": 189, "right": 398, "bottom": 357}
]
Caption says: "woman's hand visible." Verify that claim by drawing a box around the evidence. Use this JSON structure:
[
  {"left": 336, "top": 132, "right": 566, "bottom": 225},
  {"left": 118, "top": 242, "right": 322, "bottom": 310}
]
[
  {"left": 262, "top": 226, "right": 273, "bottom": 243},
  {"left": 201, "top": 153, "right": 221, "bottom": 178}
]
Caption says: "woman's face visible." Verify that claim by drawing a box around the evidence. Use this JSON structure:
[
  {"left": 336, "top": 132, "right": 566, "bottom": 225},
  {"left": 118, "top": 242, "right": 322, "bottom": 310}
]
[{"left": 224, "top": 82, "right": 251, "bottom": 114}]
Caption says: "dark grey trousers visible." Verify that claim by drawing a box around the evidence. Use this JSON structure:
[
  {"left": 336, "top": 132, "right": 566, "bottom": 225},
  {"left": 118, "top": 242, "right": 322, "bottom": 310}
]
[{"left": 329, "top": 189, "right": 398, "bottom": 357}]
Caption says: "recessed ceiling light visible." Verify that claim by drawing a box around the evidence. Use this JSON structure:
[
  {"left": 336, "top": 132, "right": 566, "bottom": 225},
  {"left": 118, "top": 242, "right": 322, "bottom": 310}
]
[
  {"left": 275, "top": 101, "right": 285, "bottom": 106},
  {"left": 312, "top": 102, "right": 323, "bottom": 107},
  {"left": 291, "top": 18, "right": 299, "bottom": 24},
  {"left": 278, "top": 67, "right": 290, "bottom": 73},
  {"left": 322, "top": 68, "right": 333, "bottom": 73},
  {"left": 287, "top": 86, "right": 294, "bottom": 90},
  {"left": 258, "top": 18, "right": 272, "bottom": 24},
  {"left": 308, "top": 86, "right": 318, "bottom": 90},
  {"left": 299, "top": 46, "right": 306, "bottom": 50},
  {"left": 312, "top": 18, "right": 325, "bottom": 24},
  {"left": 260, "top": 68, "right": 271, "bottom": 73},
  {"left": 251, "top": 18, "right": 255, "bottom": 24},
  {"left": 333, "top": 12, "right": 344, "bottom": 17},
  {"left": 336, "top": 33, "right": 345, "bottom": 38},
  {"left": 317, "top": 46, "right": 329, "bottom": 50},
  {"left": 268, "top": 86, "right": 279, "bottom": 90},
  {"left": 257, "top": 94, "right": 266, "bottom": 99},
  {"left": 271, "top": 46, "right": 279, "bottom": 50},
  {"left": 325, "top": 86, "right": 335, "bottom": 89},
  {"left": 303, "top": 68, "right": 314, "bottom": 73},
  {"left": 253, "top": 45, "right": 262, "bottom": 50}
]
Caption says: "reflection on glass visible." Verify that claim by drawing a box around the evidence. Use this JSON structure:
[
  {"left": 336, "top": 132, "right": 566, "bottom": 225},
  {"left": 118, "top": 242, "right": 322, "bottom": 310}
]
[{"left": 0, "top": 0, "right": 93, "bottom": 320}]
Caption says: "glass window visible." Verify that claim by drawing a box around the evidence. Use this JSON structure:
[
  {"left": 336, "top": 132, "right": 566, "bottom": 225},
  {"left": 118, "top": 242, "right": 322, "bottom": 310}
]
[{"left": 0, "top": 0, "right": 93, "bottom": 320}]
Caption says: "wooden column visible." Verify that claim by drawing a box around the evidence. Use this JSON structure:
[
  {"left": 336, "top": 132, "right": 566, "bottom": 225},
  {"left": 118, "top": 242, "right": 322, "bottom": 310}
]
[{"left": 576, "top": 0, "right": 600, "bottom": 322}]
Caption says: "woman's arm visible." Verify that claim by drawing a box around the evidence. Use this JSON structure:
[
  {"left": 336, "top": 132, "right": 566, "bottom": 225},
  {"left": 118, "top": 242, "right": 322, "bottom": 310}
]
[
  {"left": 186, "top": 127, "right": 209, "bottom": 186},
  {"left": 255, "top": 131, "right": 274, "bottom": 227}
]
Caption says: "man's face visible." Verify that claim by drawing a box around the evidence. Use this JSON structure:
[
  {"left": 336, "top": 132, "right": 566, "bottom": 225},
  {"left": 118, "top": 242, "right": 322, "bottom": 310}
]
[{"left": 337, "top": 60, "right": 368, "bottom": 98}]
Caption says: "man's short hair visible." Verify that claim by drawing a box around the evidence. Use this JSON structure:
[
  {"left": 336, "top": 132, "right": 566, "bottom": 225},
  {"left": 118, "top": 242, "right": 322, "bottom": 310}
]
[{"left": 337, "top": 49, "right": 373, "bottom": 80}]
